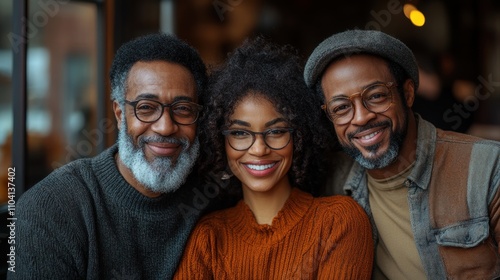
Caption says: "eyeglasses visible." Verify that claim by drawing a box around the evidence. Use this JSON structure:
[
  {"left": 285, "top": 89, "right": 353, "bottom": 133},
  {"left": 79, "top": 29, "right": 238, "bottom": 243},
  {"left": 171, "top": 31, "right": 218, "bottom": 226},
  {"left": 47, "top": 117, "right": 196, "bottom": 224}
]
[
  {"left": 222, "top": 128, "right": 294, "bottom": 151},
  {"left": 125, "top": 99, "right": 203, "bottom": 125},
  {"left": 321, "top": 82, "right": 396, "bottom": 125}
]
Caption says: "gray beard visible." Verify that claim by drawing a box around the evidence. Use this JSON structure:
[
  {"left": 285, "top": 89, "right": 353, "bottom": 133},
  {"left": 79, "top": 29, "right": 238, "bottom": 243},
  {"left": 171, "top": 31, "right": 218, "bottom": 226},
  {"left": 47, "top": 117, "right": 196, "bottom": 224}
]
[
  {"left": 341, "top": 119, "right": 407, "bottom": 170},
  {"left": 117, "top": 119, "right": 200, "bottom": 194}
]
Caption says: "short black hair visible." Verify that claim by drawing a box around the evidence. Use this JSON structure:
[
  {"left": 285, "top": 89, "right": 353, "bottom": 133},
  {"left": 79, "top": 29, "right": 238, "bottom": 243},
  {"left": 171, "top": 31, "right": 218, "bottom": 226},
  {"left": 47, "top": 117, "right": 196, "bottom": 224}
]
[
  {"left": 109, "top": 33, "right": 207, "bottom": 103},
  {"left": 199, "top": 36, "right": 334, "bottom": 196}
]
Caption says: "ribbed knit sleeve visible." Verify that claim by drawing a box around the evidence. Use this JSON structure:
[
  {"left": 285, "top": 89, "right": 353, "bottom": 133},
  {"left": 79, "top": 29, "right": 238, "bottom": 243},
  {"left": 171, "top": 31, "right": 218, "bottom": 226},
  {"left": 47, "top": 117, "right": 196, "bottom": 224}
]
[
  {"left": 9, "top": 160, "right": 96, "bottom": 279},
  {"left": 174, "top": 219, "right": 219, "bottom": 280},
  {"left": 315, "top": 195, "right": 374, "bottom": 279},
  {"left": 174, "top": 188, "right": 373, "bottom": 279}
]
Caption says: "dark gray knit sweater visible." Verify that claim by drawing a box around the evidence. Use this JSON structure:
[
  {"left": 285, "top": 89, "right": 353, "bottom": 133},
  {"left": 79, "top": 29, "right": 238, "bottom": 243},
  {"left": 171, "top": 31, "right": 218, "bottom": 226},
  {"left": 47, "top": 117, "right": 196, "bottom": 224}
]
[{"left": 8, "top": 145, "right": 207, "bottom": 279}]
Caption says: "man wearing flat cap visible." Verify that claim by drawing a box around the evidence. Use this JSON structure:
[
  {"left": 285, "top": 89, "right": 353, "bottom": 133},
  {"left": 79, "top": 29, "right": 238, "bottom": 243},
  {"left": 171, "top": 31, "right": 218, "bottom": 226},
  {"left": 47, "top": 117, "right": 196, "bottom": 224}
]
[{"left": 305, "top": 29, "right": 500, "bottom": 279}]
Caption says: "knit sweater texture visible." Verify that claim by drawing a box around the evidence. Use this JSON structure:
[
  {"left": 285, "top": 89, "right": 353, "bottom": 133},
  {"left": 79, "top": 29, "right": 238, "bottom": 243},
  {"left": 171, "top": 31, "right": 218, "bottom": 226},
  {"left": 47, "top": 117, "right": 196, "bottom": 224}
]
[
  {"left": 8, "top": 145, "right": 207, "bottom": 279},
  {"left": 174, "top": 188, "right": 374, "bottom": 279}
]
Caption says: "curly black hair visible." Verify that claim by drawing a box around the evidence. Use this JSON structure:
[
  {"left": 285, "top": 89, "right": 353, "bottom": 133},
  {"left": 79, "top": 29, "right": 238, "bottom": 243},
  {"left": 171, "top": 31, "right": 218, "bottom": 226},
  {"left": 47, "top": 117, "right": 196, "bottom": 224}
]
[
  {"left": 199, "top": 36, "right": 334, "bottom": 197},
  {"left": 109, "top": 33, "right": 207, "bottom": 103}
]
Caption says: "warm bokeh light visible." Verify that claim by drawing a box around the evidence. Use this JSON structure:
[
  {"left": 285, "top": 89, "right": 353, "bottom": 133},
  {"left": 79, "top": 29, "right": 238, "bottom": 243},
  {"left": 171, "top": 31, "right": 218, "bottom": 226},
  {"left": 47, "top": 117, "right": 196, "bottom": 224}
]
[
  {"left": 403, "top": 4, "right": 417, "bottom": 18},
  {"left": 410, "top": 10, "right": 425, "bottom": 26}
]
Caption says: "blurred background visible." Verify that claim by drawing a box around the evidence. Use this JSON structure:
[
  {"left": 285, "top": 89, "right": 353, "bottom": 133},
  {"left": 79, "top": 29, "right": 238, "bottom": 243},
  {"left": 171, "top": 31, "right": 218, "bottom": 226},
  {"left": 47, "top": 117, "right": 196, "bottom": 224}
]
[{"left": 1, "top": 0, "right": 500, "bottom": 275}]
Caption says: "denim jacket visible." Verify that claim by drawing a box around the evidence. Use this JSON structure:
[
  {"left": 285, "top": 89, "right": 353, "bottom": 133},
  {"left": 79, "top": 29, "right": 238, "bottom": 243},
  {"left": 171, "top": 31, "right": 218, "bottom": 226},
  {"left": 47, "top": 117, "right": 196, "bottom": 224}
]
[{"left": 327, "top": 115, "right": 500, "bottom": 279}]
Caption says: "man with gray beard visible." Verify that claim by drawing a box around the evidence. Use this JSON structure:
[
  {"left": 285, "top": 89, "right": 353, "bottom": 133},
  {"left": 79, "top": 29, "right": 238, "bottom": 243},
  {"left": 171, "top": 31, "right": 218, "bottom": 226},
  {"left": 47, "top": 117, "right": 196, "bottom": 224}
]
[{"left": 10, "top": 33, "right": 212, "bottom": 279}]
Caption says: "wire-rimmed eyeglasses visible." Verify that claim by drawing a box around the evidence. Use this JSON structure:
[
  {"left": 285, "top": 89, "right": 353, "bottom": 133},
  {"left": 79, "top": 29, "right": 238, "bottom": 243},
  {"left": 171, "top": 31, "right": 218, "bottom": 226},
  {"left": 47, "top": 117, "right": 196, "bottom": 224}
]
[
  {"left": 222, "top": 128, "right": 294, "bottom": 151},
  {"left": 321, "top": 82, "right": 396, "bottom": 125},
  {"left": 125, "top": 99, "right": 203, "bottom": 125}
]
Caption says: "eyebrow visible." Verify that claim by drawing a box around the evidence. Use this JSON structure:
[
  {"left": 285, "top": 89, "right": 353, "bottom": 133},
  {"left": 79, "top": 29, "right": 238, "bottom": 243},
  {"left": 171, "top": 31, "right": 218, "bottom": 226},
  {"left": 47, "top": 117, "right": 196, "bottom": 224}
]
[
  {"left": 133, "top": 93, "right": 195, "bottom": 102},
  {"left": 331, "top": 80, "right": 387, "bottom": 99},
  {"left": 228, "top": 117, "right": 287, "bottom": 128}
]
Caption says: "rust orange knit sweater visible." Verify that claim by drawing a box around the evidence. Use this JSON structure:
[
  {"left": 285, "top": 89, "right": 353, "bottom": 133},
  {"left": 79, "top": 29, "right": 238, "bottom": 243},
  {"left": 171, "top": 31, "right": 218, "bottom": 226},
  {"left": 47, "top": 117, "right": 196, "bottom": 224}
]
[{"left": 174, "top": 188, "right": 373, "bottom": 279}]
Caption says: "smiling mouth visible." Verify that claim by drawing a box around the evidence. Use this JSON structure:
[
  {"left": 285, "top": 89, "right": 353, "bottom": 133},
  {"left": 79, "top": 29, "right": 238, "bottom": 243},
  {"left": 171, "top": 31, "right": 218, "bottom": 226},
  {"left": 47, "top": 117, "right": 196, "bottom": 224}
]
[
  {"left": 146, "top": 143, "right": 181, "bottom": 157},
  {"left": 349, "top": 125, "right": 390, "bottom": 148},
  {"left": 245, "top": 163, "right": 276, "bottom": 170},
  {"left": 358, "top": 130, "right": 382, "bottom": 141},
  {"left": 349, "top": 121, "right": 391, "bottom": 141}
]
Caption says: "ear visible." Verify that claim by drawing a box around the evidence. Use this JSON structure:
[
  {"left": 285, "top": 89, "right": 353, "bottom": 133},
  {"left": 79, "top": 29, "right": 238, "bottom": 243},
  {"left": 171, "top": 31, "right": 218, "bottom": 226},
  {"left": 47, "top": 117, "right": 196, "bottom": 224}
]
[
  {"left": 403, "top": 79, "right": 415, "bottom": 108},
  {"left": 113, "top": 100, "right": 123, "bottom": 129}
]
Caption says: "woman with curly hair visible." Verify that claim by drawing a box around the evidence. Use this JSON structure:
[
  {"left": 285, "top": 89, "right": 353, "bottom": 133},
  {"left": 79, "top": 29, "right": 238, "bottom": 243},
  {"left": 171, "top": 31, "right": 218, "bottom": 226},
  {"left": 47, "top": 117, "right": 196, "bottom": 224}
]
[{"left": 174, "top": 37, "right": 373, "bottom": 279}]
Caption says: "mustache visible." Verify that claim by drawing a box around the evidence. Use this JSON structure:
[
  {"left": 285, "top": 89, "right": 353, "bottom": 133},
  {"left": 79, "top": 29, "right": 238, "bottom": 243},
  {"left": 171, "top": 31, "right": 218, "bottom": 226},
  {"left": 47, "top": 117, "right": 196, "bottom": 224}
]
[
  {"left": 138, "top": 135, "right": 187, "bottom": 148},
  {"left": 347, "top": 120, "right": 391, "bottom": 140}
]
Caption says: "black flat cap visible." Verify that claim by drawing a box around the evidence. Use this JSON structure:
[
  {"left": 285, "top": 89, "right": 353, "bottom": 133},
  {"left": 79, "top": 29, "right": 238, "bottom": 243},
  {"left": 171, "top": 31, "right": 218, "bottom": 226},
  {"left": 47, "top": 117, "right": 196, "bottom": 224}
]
[{"left": 304, "top": 29, "right": 419, "bottom": 91}]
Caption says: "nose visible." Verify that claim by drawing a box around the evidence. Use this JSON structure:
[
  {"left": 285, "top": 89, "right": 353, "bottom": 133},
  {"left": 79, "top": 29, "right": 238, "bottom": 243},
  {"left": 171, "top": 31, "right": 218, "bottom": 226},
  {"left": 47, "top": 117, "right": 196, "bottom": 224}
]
[
  {"left": 150, "top": 107, "right": 179, "bottom": 136},
  {"left": 350, "top": 99, "right": 377, "bottom": 126},
  {"left": 248, "top": 134, "right": 270, "bottom": 156}
]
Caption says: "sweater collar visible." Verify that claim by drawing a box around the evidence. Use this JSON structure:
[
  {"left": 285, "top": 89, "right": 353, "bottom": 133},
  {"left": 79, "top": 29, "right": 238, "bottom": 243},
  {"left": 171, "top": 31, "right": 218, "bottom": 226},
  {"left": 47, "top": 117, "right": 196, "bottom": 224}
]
[{"left": 228, "top": 188, "right": 314, "bottom": 245}]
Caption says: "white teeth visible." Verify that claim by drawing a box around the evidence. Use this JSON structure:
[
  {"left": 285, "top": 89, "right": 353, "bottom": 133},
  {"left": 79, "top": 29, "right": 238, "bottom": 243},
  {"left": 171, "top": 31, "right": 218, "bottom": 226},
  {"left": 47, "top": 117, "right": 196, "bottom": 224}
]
[
  {"left": 246, "top": 163, "right": 276, "bottom": 170},
  {"left": 360, "top": 131, "right": 380, "bottom": 140}
]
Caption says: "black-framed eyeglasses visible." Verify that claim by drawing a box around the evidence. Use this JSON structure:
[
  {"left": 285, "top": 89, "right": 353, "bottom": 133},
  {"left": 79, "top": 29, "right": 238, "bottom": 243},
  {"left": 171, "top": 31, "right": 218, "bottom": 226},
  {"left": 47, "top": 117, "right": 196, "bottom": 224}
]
[
  {"left": 222, "top": 128, "right": 294, "bottom": 151},
  {"left": 321, "top": 82, "right": 396, "bottom": 125},
  {"left": 125, "top": 99, "right": 203, "bottom": 125}
]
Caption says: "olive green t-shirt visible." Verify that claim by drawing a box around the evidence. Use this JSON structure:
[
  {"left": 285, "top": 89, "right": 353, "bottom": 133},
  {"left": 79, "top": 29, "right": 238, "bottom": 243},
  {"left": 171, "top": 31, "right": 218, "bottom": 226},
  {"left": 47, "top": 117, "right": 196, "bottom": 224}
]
[{"left": 367, "top": 162, "right": 426, "bottom": 280}]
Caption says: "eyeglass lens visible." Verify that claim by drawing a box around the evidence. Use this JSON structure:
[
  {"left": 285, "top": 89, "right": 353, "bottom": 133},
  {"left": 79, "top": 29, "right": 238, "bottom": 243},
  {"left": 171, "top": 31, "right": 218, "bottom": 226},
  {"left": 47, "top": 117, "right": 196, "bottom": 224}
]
[
  {"left": 325, "top": 83, "right": 393, "bottom": 124},
  {"left": 132, "top": 99, "right": 200, "bottom": 124},
  {"left": 224, "top": 128, "right": 292, "bottom": 150}
]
